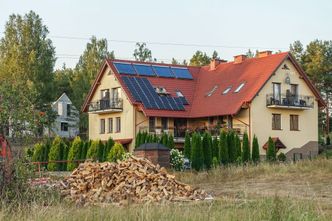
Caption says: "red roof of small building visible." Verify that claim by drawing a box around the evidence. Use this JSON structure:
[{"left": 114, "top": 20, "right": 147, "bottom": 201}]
[{"left": 82, "top": 52, "right": 325, "bottom": 118}]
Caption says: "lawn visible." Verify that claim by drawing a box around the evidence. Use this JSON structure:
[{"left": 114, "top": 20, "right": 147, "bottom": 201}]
[{"left": 2, "top": 158, "right": 332, "bottom": 221}]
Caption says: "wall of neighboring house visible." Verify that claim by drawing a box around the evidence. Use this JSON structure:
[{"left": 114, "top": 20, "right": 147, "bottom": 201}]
[
  {"left": 88, "top": 67, "right": 135, "bottom": 150},
  {"left": 250, "top": 59, "right": 319, "bottom": 159},
  {"left": 51, "top": 94, "right": 79, "bottom": 138}
]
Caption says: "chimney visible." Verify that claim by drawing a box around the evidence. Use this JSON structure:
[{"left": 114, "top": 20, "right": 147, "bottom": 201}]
[
  {"left": 209, "top": 59, "right": 227, "bottom": 71},
  {"left": 258, "top": 50, "right": 272, "bottom": 58},
  {"left": 233, "top": 55, "right": 247, "bottom": 64}
]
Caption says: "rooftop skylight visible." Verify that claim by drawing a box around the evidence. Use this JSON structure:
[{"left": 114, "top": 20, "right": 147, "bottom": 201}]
[
  {"left": 222, "top": 86, "right": 232, "bottom": 94},
  {"left": 206, "top": 85, "right": 219, "bottom": 97},
  {"left": 234, "top": 82, "right": 245, "bottom": 93}
]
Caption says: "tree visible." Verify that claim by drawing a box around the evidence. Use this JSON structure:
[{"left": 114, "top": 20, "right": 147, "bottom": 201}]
[
  {"left": 98, "top": 140, "right": 105, "bottom": 162},
  {"left": 0, "top": 11, "right": 56, "bottom": 108},
  {"left": 219, "top": 131, "right": 229, "bottom": 165},
  {"left": 103, "top": 137, "right": 114, "bottom": 161},
  {"left": 202, "top": 133, "right": 212, "bottom": 169},
  {"left": 133, "top": 42, "right": 152, "bottom": 62},
  {"left": 107, "top": 142, "right": 125, "bottom": 162},
  {"left": 167, "top": 134, "right": 175, "bottom": 149},
  {"left": 189, "top": 51, "right": 211, "bottom": 66},
  {"left": 67, "top": 136, "right": 82, "bottom": 171},
  {"left": 212, "top": 136, "right": 219, "bottom": 161},
  {"left": 242, "top": 132, "right": 250, "bottom": 164},
  {"left": 32, "top": 143, "right": 46, "bottom": 163},
  {"left": 234, "top": 134, "right": 242, "bottom": 163},
  {"left": 252, "top": 135, "right": 260, "bottom": 163},
  {"left": 54, "top": 65, "right": 74, "bottom": 98},
  {"left": 212, "top": 50, "right": 219, "bottom": 60},
  {"left": 71, "top": 36, "right": 114, "bottom": 133},
  {"left": 48, "top": 136, "right": 65, "bottom": 171},
  {"left": 160, "top": 133, "right": 168, "bottom": 146},
  {"left": 266, "top": 137, "right": 276, "bottom": 162},
  {"left": 191, "top": 133, "right": 204, "bottom": 171},
  {"left": 183, "top": 132, "right": 191, "bottom": 159}
]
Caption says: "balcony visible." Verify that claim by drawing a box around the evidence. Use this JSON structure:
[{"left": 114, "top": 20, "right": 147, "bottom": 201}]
[
  {"left": 266, "top": 93, "right": 314, "bottom": 110},
  {"left": 88, "top": 99, "right": 123, "bottom": 113}
]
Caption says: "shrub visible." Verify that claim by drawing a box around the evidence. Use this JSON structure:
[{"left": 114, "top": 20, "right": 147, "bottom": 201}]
[
  {"left": 219, "top": 131, "right": 229, "bottom": 165},
  {"left": 167, "top": 134, "right": 175, "bottom": 149},
  {"left": 235, "top": 134, "right": 242, "bottom": 162},
  {"left": 98, "top": 140, "right": 105, "bottom": 162},
  {"left": 86, "top": 140, "right": 99, "bottom": 161},
  {"left": 212, "top": 136, "right": 220, "bottom": 161},
  {"left": 32, "top": 143, "right": 45, "bottom": 163},
  {"left": 61, "top": 142, "right": 69, "bottom": 171},
  {"left": 277, "top": 152, "right": 287, "bottom": 162},
  {"left": 170, "top": 149, "right": 184, "bottom": 171},
  {"left": 135, "top": 131, "right": 142, "bottom": 148},
  {"left": 252, "top": 135, "right": 260, "bottom": 163},
  {"left": 227, "top": 131, "right": 236, "bottom": 163},
  {"left": 107, "top": 142, "right": 126, "bottom": 162},
  {"left": 80, "top": 141, "right": 89, "bottom": 160},
  {"left": 202, "top": 133, "right": 213, "bottom": 169},
  {"left": 191, "top": 133, "right": 204, "bottom": 171},
  {"left": 103, "top": 137, "right": 114, "bottom": 161},
  {"left": 327, "top": 135, "right": 331, "bottom": 145},
  {"left": 67, "top": 137, "right": 82, "bottom": 171},
  {"left": 160, "top": 133, "right": 168, "bottom": 146},
  {"left": 242, "top": 132, "right": 250, "bottom": 164},
  {"left": 212, "top": 156, "right": 219, "bottom": 168},
  {"left": 48, "top": 136, "right": 64, "bottom": 171},
  {"left": 183, "top": 132, "right": 191, "bottom": 159},
  {"left": 266, "top": 137, "right": 276, "bottom": 162}
]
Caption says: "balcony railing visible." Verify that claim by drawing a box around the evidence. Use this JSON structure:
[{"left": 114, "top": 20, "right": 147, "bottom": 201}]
[
  {"left": 88, "top": 99, "right": 123, "bottom": 112},
  {"left": 266, "top": 93, "right": 314, "bottom": 109}
]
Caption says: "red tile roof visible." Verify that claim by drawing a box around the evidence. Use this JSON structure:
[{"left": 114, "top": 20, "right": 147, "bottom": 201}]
[{"left": 82, "top": 52, "right": 325, "bottom": 118}]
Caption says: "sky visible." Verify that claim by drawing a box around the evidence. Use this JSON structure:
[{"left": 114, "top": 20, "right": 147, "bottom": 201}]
[{"left": 1, "top": 0, "right": 332, "bottom": 69}]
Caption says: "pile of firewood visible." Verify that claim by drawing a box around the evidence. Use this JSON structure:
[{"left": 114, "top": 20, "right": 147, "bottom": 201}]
[{"left": 60, "top": 156, "right": 207, "bottom": 205}]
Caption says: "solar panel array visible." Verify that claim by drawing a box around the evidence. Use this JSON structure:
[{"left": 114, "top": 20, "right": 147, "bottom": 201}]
[
  {"left": 113, "top": 62, "right": 193, "bottom": 80},
  {"left": 121, "top": 76, "right": 185, "bottom": 111}
]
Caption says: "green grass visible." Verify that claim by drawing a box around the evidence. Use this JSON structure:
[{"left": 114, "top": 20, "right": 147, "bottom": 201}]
[{"left": 2, "top": 158, "right": 332, "bottom": 221}]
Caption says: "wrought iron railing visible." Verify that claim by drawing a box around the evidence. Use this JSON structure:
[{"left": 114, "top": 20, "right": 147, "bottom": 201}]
[
  {"left": 266, "top": 93, "right": 314, "bottom": 109},
  {"left": 88, "top": 99, "right": 123, "bottom": 112}
]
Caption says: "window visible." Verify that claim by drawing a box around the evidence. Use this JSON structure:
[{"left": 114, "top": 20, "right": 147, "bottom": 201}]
[
  {"left": 108, "top": 118, "right": 113, "bottom": 133},
  {"left": 111, "top": 87, "right": 120, "bottom": 100},
  {"left": 176, "top": 90, "right": 184, "bottom": 97},
  {"left": 149, "top": 117, "right": 156, "bottom": 132},
  {"left": 58, "top": 102, "right": 63, "bottom": 115},
  {"left": 101, "top": 89, "right": 110, "bottom": 100},
  {"left": 100, "top": 119, "right": 105, "bottom": 134},
  {"left": 290, "top": 115, "right": 299, "bottom": 131},
  {"left": 206, "top": 85, "right": 218, "bottom": 97},
  {"left": 161, "top": 118, "right": 168, "bottom": 130},
  {"left": 272, "top": 114, "right": 281, "bottom": 130},
  {"left": 234, "top": 82, "right": 245, "bottom": 93},
  {"left": 290, "top": 84, "right": 298, "bottom": 97},
  {"left": 67, "top": 104, "right": 71, "bottom": 117},
  {"left": 61, "top": 122, "right": 68, "bottom": 132},
  {"left": 273, "top": 83, "right": 281, "bottom": 102},
  {"left": 116, "top": 117, "right": 121, "bottom": 133},
  {"left": 222, "top": 86, "right": 232, "bottom": 94}
]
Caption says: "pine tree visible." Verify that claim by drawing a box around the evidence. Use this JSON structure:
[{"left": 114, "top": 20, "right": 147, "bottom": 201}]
[
  {"left": 48, "top": 136, "right": 63, "bottom": 171},
  {"left": 212, "top": 136, "right": 220, "bottom": 161},
  {"left": 98, "top": 140, "right": 105, "bottom": 162},
  {"left": 67, "top": 136, "right": 82, "bottom": 171},
  {"left": 242, "top": 132, "right": 250, "bottom": 164},
  {"left": 227, "top": 131, "right": 236, "bottom": 163},
  {"left": 219, "top": 131, "right": 229, "bottom": 165},
  {"left": 266, "top": 137, "right": 276, "bottom": 162},
  {"left": 252, "top": 135, "right": 260, "bottom": 163},
  {"left": 191, "top": 133, "right": 204, "bottom": 171},
  {"left": 184, "top": 132, "right": 191, "bottom": 159},
  {"left": 103, "top": 137, "right": 114, "bottom": 161},
  {"left": 135, "top": 131, "right": 142, "bottom": 148}
]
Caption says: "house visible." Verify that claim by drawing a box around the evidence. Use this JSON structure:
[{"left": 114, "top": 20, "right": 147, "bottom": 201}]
[
  {"left": 82, "top": 51, "right": 325, "bottom": 160},
  {"left": 47, "top": 93, "right": 79, "bottom": 138}
]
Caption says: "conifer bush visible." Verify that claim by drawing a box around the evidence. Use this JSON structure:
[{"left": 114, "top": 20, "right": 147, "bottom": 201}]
[
  {"left": 202, "top": 133, "right": 213, "bottom": 169},
  {"left": 98, "top": 140, "right": 105, "bottom": 162},
  {"left": 107, "top": 142, "right": 126, "bottom": 162},
  {"left": 242, "top": 132, "right": 250, "bottom": 163},
  {"left": 67, "top": 136, "right": 82, "bottom": 171},
  {"left": 219, "top": 131, "right": 229, "bottom": 165},
  {"left": 167, "top": 134, "right": 175, "bottom": 149},
  {"left": 234, "top": 134, "right": 242, "bottom": 163},
  {"left": 327, "top": 135, "right": 331, "bottom": 145},
  {"left": 191, "top": 133, "right": 204, "bottom": 171},
  {"left": 227, "top": 131, "right": 236, "bottom": 163},
  {"left": 32, "top": 143, "right": 45, "bottom": 163},
  {"left": 48, "top": 136, "right": 64, "bottom": 171},
  {"left": 277, "top": 152, "right": 287, "bottom": 162},
  {"left": 212, "top": 136, "right": 220, "bottom": 161},
  {"left": 86, "top": 140, "right": 99, "bottom": 161},
  {"left": 103, "top": 137, "right": 114, "bottom": 161},
  {"left": 183, "top": 132, "right": 191, "bottom": 159},
  {"left": 266, "top": 137, "right": 277, "bottom": 162},
  {"left": 252, "top": 135, "right": 260, "bottom": 163}
]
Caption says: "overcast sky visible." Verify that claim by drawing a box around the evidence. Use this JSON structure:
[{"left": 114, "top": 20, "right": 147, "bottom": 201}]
[{"left": 1, "top": 0, "right": 332, "bottom": 69}]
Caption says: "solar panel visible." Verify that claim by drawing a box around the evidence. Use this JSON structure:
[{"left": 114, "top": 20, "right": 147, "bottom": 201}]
[
  {"left": 178, "top": 96, "right": 189, "bottom": 105},
  {"left": 152, "top": 66, "right": 174, "bottom": 78},
  {"left": 133, "top": 64, "right": 155, "bottom": 77},
  {"left": 141, "top": 78, "right": 165, "bottom": 109},
  {"left": 174, "top": 97, "right": 185, "bottom": 110},
  {"left": 113, "top": 62, "right": 136, "bottom": 75},
  {"left": 136, "top": 78, "right": 159, "bottom": 109},
  {"left": 131, "top": 78, "right": 153, "bottom": 109},
  {"left": 121, "top": 77, "right": 141, "bottom": 101},
  {"left": 172, "top": 67, "right": 193, "bottom": 79},
  {"left": 160, "top": 96, "right": 173, "bottom": 110}
]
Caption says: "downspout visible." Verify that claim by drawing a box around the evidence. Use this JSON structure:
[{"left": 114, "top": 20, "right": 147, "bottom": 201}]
[{"left": 133, "top": 106, "right": 136, "bottom": 151}]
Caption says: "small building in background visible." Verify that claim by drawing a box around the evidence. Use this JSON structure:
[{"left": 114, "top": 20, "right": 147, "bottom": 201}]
[
  {"left": 46, "top": 93, "right": 79, "bottom": 138},
  {"left": 134, "top": 143, "right": 170, "bottom": 168}
]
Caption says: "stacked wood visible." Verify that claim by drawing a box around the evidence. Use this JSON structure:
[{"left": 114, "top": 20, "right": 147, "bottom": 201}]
[{"left": 60, "top": 156, "right": 207, "bottom": 205}]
